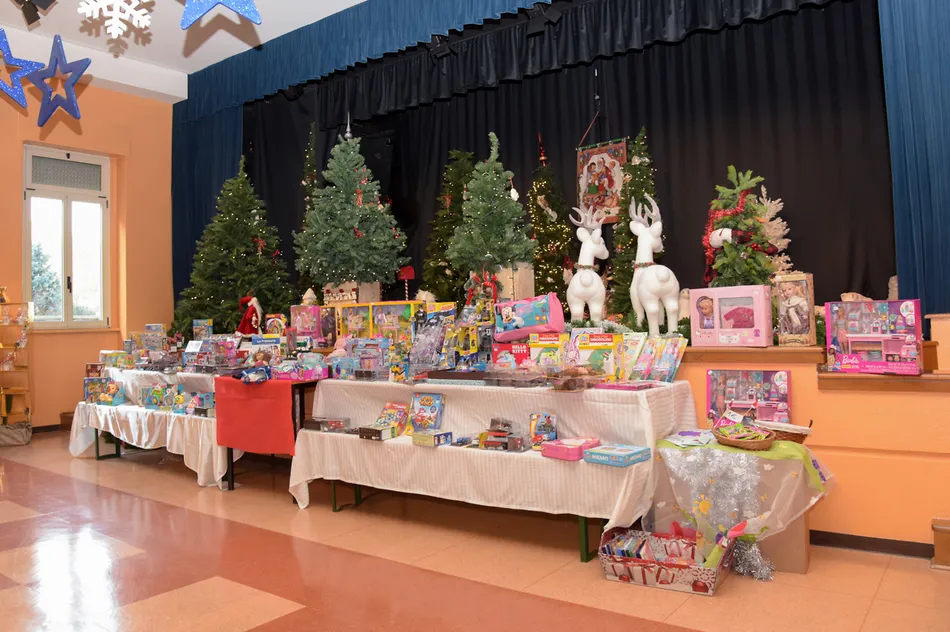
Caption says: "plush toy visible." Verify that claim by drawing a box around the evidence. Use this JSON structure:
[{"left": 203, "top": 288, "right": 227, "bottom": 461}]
[{"left": 236, "top": 296, "right": 262, "bottom": 336}]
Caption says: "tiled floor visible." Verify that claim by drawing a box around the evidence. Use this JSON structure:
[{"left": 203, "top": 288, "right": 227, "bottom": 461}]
[{"left": 1, "top": 433, "right": 948, "bottom": 631}]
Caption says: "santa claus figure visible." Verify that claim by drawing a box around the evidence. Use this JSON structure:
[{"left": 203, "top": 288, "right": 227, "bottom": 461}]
[{"left": 236, "top": 295, "right": 263, "bottom": 336}]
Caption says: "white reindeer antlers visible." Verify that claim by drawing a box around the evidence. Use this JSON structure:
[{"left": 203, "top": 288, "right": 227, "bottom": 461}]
[
  {"left": 629, "top": 194, "right": 662, "bottom": 228},
  {"left": 570, "top": 205, "right": 606, "bottom": 230}
]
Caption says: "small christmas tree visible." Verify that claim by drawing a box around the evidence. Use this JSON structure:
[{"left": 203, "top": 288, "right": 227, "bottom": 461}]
[
  {"left": 527, "top": 145, "right": 573, "bottom": 297},
  {"left": 296, "top": 124, "right": 322, "bottom": 300},
  {"left": 609, "top": 128, "right": 657, "bottom": 316},
  {"left": 447, "top": 133, "right": 536, "bottom": 284},
  {"left": 422, "top": 150, "right": 475, "bottom": 302},
  {"left": 703, "top": 167, "right": 777, "bottom": 287},
  {"left": 759, "top": 186, "right": 793, "bottom": 275},
  {"left": 172, "top": 158, "right": 294, "bottom": 336},
  {"left": 295, "top": 134, "right": 408, "bottom": 287}
]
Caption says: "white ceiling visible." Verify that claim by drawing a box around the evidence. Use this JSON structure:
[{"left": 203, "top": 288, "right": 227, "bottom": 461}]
[{"left": 0, "top": 0, "right": 365, "bottom": 101}]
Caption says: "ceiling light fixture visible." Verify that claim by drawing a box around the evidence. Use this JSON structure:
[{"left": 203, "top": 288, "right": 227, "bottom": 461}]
[{"left": 526, "top": 3, "right": 562, "bottom": 36}]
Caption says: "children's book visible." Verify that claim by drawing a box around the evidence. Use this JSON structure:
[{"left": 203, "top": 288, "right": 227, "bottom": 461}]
[
  {"left": 648, "top": 335, "right": 688, "bottom": 382},
  {"left": 620, "top": 333, "right": 648, "bottom": 381},
  {"left": 84, "top": 378, "right": 111, "bottom": 404},
  {"left": 375, "top": 402, "right": 410, "bottom": 436},
  {"left": 628, "top": 336, "right": 668, "bottom": 381},
  {"left": 409, "top": 393, "right": 445, "bottom": 434}
]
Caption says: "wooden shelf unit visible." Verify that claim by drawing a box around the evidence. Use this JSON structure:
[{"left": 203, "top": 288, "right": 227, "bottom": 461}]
[{"left": 0, "top": 303, "right": 33, "bottom": 425}]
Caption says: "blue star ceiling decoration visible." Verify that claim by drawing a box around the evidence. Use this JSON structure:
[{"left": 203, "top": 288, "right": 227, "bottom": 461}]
[
  {"left": 181, "top": 0, "right": 262, "bottom": 30},
  {"left": 26, "top": 35, "right": 92, "bottom": 127},
  {"left": 0, "top": 28, "right": 43, "bottom": 109}
]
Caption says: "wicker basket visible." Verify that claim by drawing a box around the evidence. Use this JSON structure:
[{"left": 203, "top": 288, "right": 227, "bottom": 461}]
[
  {"left": 755, "top": 420, "right": 813, "bottom": 444},
  {"left": 713, "top": 428, "right": 775, "bottom": 451}
]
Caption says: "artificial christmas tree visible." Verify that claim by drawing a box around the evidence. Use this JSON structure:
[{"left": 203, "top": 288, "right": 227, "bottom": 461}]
[
  {"left": 422, "top": 150, "right": 475, "bottom": 303},
  {"left": 759, "top": 186, "right": 793, "bottom": 275},
  {"left": 295, "top": 134, "right": 408, "bottom": 290},
  {"left": 527, "top": 144, "right": 572, "bottom": 297},
  {"left": 446, "top": 133, "right": 535, "bottom": 290},
  {"left": 703, "top": 167, "right": 777, "bottom": 287},
  {"left": 172, "top": 158, "right": 294, "bottom": 336},
  {"left": 609, "top": 129, "right": 658, "bottom": 316}
]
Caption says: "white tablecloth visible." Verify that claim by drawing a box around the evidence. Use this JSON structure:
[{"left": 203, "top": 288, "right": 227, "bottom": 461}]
[
  {"left": 69, "top": 402, "right": 239, "bottom": 488},
  {"left": 290, "top": 380, "right": 697, "bottom": 529},
  {"left": 104, "top": 369, "right": 216, "bottom": 406}
]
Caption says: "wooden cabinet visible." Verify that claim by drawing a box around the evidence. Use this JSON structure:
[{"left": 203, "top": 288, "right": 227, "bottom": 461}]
[{"left": 0, "top": 303, "right": 33, "bottom": 425}]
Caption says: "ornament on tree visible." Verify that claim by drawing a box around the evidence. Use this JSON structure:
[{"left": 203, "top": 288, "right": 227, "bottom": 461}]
[
  {"left": 628, "top": 195, "right": 680, "bottom": 336},
  {"left": 566, "top": 205, "right": 609, "bottom": 322},
  {"left": 236, "top": 295, "right": 262, "bottom": 336}
]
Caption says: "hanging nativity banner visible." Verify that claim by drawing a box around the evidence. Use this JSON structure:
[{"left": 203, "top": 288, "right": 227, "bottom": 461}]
[{"left": 576, "top": 140, "right": 628, "bottom": 224}]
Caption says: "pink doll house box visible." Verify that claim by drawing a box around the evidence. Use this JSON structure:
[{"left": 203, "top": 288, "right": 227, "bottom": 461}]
[
  {"left": 689, "top": 286, "right": 773, "bottom": 348},
  {"left": 825, "top": 300, "right": 923, "bottom": 375}
]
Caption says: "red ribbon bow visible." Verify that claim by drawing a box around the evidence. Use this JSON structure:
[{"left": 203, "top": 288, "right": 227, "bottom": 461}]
[
  {"left": 253, "top": 237, "right": 266, "bottom": 254},
  {"left": 465, "top": 270, "right": 499, "bottom": 304}
]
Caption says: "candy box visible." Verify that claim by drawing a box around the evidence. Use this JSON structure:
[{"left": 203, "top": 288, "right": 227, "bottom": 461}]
[
  {"left": 491, "top": 343, "right": 531, "bottom": 369},
  {"left": 825, "top": 299, "right": 923, "bottom": 376},
  {"left": 359, "top": 424, "right": 398, "bottom": 441},
  {"left": 584, "top": 444, "right": 651, "bottom": 467},
  {"left": 599, "top": 528, "right": 735, "bottom": 596},
  {"left": 412, "top": 429, "right": 453, "bottom": 447},
  {"left": 690, "top": 285, "right": 773, "bottom": 348},
  {"left": 541, "top": 437, "right": 601, "bottom": 461},
  {"left": 528, "top": 333, "right": 570, "bottom": 369}
]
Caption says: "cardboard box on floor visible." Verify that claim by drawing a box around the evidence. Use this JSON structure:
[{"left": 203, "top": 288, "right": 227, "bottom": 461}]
[
  {"left": 760, "top": 513, "right": 810, "bottom": 574},
  {"left": 933, "top": 517, "right": 950, "bottom": 570}
]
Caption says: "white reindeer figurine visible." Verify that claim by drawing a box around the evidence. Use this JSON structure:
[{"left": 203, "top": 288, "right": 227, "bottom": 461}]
[
  {"left": 629, "top": 195, "right": 681, "bottom": 336},
  {"left": 567, "top": 205, "right": 609, "bottom": 322}
]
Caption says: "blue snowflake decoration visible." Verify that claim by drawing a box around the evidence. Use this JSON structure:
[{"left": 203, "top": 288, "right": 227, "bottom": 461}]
[
  {"left": 181, "top": 0, "right": 261, "bottom": 29},
  {"left": 0, "top": 28, "right": 44, "bottom": 109},
  {"left": 26, "top": 35, "right": 92, "bottom": 128}
]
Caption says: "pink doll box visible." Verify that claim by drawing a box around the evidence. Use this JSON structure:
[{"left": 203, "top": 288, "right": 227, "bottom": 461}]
[
  {"left": 290, "top": 305, "right": 321, "bottom": 336},
  {"left": 825, "top": 300, "right": 923, "bottom": 376},
  {"left": 541, "top": 437, "right": 601, "bottom": 461},
  {"left": 705, "top": 370, "right": 791, "bottom": 425},
  {"left": 690, "top": 286, "right": 773, "bottom": 348}
]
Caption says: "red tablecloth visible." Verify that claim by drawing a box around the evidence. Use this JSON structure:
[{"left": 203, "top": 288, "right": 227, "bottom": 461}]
[{"left": 215, "top": 377, "right": 295, "bottom": 455}]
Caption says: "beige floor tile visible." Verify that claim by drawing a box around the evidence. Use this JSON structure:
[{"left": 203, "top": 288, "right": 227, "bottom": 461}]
[
  {"left": 321, "top": 513, "right": 476, "bottom": 564},
  {"left": 875, "top": 555, "right": 950, "bottom": 611},
  {"left": 861, "top": 600, "right": 950, "bottom": 632},
  {"left": 98, "top": 576, "right": 303, "bottom": 632},
  {"left": 771, "top": 546, "right": 891, "bottom": 597},
  {"left": 411, "top": 533, "right": 575, "bottom": 590},
  {"left": 0, "top": 585, "right": 107, "bottom": 631},
  {"left": 666, "top": 575, "right": 872, "bottom": 632},
  {"left": 0, "top": 530, "right": 144, "bottom": 585},
  {"left": 524, "top": 558, "right": 691, "bottom": 622},
  {"left": 0, "top": 501, "right": 42, "bottom": 525}
]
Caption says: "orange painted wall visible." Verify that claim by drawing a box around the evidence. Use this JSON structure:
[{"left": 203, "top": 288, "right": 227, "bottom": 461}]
[
  {"left": 678, "top": 361, "right": 950, "bottom": 545},
  {"left": 0, "top": 82, "right": 173, "bottom": 427}
]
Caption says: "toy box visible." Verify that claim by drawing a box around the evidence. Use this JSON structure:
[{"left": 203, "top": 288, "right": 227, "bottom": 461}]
[
  {"left": 599, "top": 528, "right": 735, "bottom": 595},
  {"left": 85, "top": 378, "right": 125, "bottom": 405},
  {"left": 184, "top": 392, "right": 215, "bottom": 414},
  {"left": 145, "top": 324, "right": 166, "bottom": 334},
  {"left": 141, "top": 385, "right": 177, "bottom": 410},
  {"left": 529, "top": 412, "right": 557, "bottom": 450},
  {"left": 132, "top": 332, "right": 166, "bottom": 352},
  {"left": 271, "top": 361, "right": 328, "bottom": 381},
  {"left": 358, "top": 424, "right": 398, "bottom": 441},
  {"left": 375, "top": 401, "right": 409, "bottom": 436},
  {"left": 85, "top": 363, "right": 104, "bottom": 378},
  {"left": 99, "top": 350, "right": 135, "bottom": 369},
  {"left": 574, "top": 333, "right": 624, "bottom": 380},
  {"left": 192, "top": 319, "right": 213, "bottom": 340},
  {"left": 648, "top": 335, "right": 687, "bottom": 382},
  {"left": 689, "top": 285, "right": 773, "bottom": 348},
  {"left": 409, "top": 392, "right": 445, "bottom": 433},
  {"left": 372, "top": 301, "right": 422, "bottom": 345},
  {"left": 541, "top": 437, "right": 600, "bottom": 461},
  {"left": 706, "top": 370, "right": 790, "bottom": 425},
  {"left": 290, "top": 305, "right": 321, "bottom": 336},
  {"left": 412, "top": 429, "right": 453, "bottom": 447},
  {"left": 825, "top": 299, "right": 923, "bottom": 376},
  {"left": 303, "top": 416, "right": 351, "bottom": 432},
  {"left": 264, "top": 314, "right": 287, "bottom": 336},
  {"left": 339, "top": 304, "right": 372, "bottom": 338},
  {"left": 493, "top": 293, "right": 564, "bottom": 342},
  {"left": 491, "top": 343, "right": 531, "bottom": 369},
  {"left": 426, "top": 302, "right": 456, "bottom": 325},
  {"left": 528, "top": 333, "right": 570, "bottom": 370},
  {"left": 773, "top": 273, "right": 816, "bottom": 346},
  {"left": 584, "top": 444, "right": 651, "bottom": 467}
]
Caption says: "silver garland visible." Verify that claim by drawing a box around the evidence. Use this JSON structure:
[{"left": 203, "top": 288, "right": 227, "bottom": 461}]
[{"left": 731, "top": 540, "right": 775, "bottom": 581}]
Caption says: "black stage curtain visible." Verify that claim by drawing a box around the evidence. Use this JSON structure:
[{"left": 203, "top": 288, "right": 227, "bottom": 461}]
[{"left": 244, "top": 0, "right": 894, "bottom": 302}]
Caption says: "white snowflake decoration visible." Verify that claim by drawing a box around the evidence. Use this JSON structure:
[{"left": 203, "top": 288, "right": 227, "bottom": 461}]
[{"left": 78, "top": 0, "right": 151, "bottom": 41}]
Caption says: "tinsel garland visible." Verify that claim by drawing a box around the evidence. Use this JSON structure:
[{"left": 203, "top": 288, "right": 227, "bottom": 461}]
[{"left": 731, "top": 540, "right": 775, "bottom": 581}]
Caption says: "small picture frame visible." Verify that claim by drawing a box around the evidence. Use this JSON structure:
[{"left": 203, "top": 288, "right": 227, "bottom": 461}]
[{"left": 773, "top": 272, "right": 816, "bottom": 346}]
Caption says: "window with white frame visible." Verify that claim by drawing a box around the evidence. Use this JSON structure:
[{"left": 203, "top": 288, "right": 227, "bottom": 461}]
[{"left": 22, "top": 146, "right": 111, "bottom": 329}]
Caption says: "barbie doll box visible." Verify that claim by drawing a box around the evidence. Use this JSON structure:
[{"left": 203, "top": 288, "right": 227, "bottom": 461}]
[
  {"left": 689, "top": 286, "right": 773, "bottom": 348},
  {"left": 825, "top": 300, "right": 923, "bottom": 375},
  {"left": 773, "top": 273, "right": 817, "bottom": 346}
]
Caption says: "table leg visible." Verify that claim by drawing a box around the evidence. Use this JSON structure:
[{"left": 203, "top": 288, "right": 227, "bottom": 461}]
[
  {"left": 94, "top": 430, "right": 122, "bottom": 461},
  {"left": 226, "top": 448, "right": 235, "bottom": 491},
  {"left": 331, "top": 482, "right": 368, "bottom": 512},
  {"left": 578, "top": 517, "right": 604, "bottom": 563}
]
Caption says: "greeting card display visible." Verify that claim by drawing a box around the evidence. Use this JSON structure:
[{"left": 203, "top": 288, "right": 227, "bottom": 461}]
[
  {"left": 706, "top": 370, "right": 790, "bottom": 425},
  {"left": 773, "top": 273, "right": 816, "bottom": 346},
  {"left": 689, "top": 286, "right": 772, "bottom": 348},
  {"left": 825, "top": 300, "right": 923, "bottom": 376},
  {"left": 409, "top": 393, "right": 445, "bottom": 433}
]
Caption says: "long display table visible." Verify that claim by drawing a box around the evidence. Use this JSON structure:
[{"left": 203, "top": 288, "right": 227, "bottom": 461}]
[
  {"left": 289, "top": 379, "right": 697, "bottom": 559},
  {"left": 104, "top": 368, "right": 215, "bottom": 406},
  {"left": 69, "top": 402, "right": 240, "bottom": 488}
]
